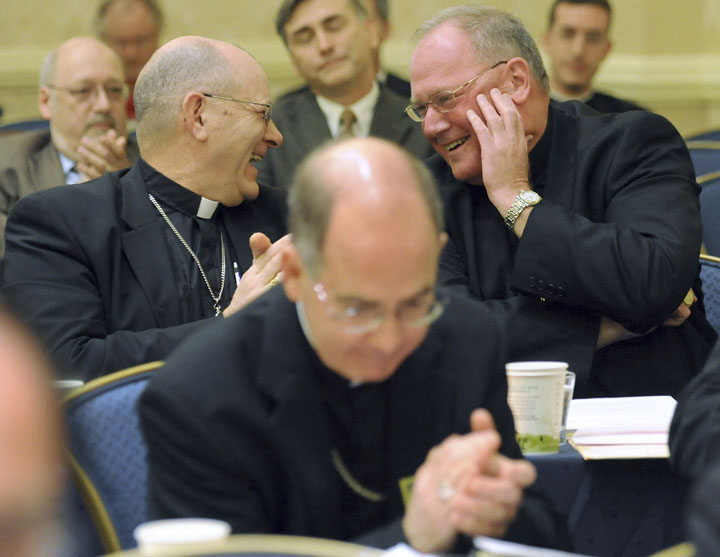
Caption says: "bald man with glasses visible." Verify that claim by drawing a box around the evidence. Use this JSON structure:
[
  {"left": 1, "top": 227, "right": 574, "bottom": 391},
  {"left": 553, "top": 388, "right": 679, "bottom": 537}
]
[
  {"left": 0, "top": 36, "right": 140, "bottom": 259},
  {"left": 2, "top": 36, "right": 289, "bottom": 380},
  {"left": 409, "top": 5, "right": 715, "bottom": 398},
  {"left": 141, "top": 137, "right": 569, "bottom": 553}
]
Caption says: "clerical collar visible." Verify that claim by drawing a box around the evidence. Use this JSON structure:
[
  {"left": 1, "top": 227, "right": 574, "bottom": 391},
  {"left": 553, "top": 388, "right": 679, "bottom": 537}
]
[
  {"left": 138, "top": 157, "right": 219, "bottom": 219},
  {"left": 316, "top": 81, "right": 380, "bottom": 138},
  {"left": 528, "top": 106, "right": 553, "bottom": 194}
]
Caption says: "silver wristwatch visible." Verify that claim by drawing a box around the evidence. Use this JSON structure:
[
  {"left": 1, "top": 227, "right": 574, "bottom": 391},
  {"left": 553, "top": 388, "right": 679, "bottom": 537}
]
[{"left": 504, "top": 189, "right": 542, "bottom": 230}]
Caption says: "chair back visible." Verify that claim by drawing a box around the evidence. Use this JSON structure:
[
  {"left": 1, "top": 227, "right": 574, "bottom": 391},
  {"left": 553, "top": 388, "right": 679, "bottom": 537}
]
[
  {"left": 0, "top": 119, "right": 49, "bottom": 135},
  {"left": 700, "top": 254, "right": 720, "bottom": 334},
  {"left": 686, "top": 140, "right": 720, "bottom": 183},
  {"left": 700, "top": 178, "right": 720, "bottom": 256},
  {"left": 63, "top": 361, "right": 163, "bottom": 553}
]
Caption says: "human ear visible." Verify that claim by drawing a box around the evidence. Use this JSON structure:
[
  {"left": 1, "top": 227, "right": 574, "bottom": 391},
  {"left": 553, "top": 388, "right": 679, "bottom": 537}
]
[{"left": 181, "top": 92, "right": 209, "bottom": 142}]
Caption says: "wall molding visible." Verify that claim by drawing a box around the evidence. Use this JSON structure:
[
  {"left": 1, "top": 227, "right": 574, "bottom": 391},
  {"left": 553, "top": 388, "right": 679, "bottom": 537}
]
[{"left": 2, "top": 43, "right": 719, "bottom": 129}]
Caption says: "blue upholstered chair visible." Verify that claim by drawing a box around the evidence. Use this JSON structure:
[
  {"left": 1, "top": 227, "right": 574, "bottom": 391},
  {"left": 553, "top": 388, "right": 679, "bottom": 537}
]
[
  {"left": 63, "top": 361, "right": 163, "bottom": 553},
  {"left": 700, "top": 254, "right": 720, "bottom": 335},
  {"left": 700, "top": 178, "right": 720, "bottom": 257},
  {"left": 686, "top": 140, "right": 720, "bottom": 183}
]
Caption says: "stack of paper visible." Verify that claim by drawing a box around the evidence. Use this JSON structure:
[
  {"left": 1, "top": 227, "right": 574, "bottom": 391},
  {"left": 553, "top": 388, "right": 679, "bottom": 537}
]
[{"left": 565, "top": 396, "right": 677, "bottom": 460}]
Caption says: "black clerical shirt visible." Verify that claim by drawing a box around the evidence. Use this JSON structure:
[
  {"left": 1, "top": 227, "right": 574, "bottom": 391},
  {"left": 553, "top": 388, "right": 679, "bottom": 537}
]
[{"left": 140, "top": 158, "right": 237, "bottom": 319}]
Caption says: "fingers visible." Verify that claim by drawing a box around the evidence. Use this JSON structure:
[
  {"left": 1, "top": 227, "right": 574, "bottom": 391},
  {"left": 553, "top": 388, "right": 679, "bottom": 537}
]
[
  {"left": 470, "top": 408, "right": 496, "bottom": 433},
  {"left": 249, "top": 232, "right": 273, "bottom": 260},
  {"left": 76, "top": 130, "right": 130, "bottom": 179}
]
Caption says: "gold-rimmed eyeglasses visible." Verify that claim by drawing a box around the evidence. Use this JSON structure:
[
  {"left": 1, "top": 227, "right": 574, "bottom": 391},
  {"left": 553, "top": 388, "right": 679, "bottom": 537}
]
[
  {"left": 405, "top": 61, "right": 508, "bottom": 122},
  {"left": 47, "top": 82, "right": 128, "bottom": 104},
  {"left": 313, "top": 282, "right": 447, "bottom": 335},
  {"left": 202, "top": 93, "right": 272, "bottom": 125}
]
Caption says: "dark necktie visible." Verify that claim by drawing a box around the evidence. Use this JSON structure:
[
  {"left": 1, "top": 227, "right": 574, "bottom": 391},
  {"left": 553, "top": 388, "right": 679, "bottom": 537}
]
[{"left": 338, "top": 109, "right": 356, "bottom": 139}]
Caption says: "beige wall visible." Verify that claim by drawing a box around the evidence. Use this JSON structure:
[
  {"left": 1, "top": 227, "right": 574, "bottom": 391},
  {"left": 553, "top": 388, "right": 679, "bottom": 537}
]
[{"left": 2, "top": 0, "right": 720, "bottom": 136}]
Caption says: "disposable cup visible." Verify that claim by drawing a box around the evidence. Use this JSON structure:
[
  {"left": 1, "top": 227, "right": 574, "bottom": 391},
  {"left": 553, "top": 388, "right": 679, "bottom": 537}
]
[
  {"left": 560, "top": 371, "right": 576, "bottom": 444},
  {"left": 505, "top": 361, "right": 567, "bottom": 454},
  {"left": 133, "top": 518, "right": 231, "bottom": 555}
]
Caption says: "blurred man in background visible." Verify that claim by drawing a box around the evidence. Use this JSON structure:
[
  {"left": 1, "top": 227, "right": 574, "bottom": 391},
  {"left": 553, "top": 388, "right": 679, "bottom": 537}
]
[
  {"left": 96, "top": 0, "right": 162, "bottom": 119},
  {"left": 542, "top": 0, "right": 645, "bottom": 113},
  {"left": 0, "top": 36, "right": 139, "bottom": 258}
]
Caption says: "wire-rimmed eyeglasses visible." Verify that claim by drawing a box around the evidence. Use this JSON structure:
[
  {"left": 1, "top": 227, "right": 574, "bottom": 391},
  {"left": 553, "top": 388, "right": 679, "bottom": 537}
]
[
  {"left": 405, "top": 61, "right": 508, "bottom": 122},
  {"left": 313, "top": 282, "right": 447, "bottom": 335},
  {"left": 47, "top": 82, "right": 128, "bottom": 104},
  {"left": 202, "top": 93, "right": 272, "bottom": 125}
]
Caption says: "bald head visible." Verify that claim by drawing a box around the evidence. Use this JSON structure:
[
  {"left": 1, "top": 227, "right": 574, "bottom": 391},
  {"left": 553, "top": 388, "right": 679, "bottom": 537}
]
[
  {"left": 133, "top": 36, "right": 259, "bottom": 147},
  {"left": 40, "top": 36, "right": 123, "bottom": 87},
  {"left": 289, "top": 137, "right": 444, "bottom": 274},
  {"left": 0, "top": 311, "right": 62, "bottom": 555}
]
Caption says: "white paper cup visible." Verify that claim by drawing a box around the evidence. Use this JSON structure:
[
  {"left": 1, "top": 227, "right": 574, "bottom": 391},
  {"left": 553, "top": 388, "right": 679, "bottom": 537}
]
[
  {"left": 133, "top": 518, "right": 231, "bottom": 555},
  {"left": 505, "top": 361, "right": 567, "bottom": 454},
  {"left": 560, "top": 371, "right": 576, "bottom": 444}
]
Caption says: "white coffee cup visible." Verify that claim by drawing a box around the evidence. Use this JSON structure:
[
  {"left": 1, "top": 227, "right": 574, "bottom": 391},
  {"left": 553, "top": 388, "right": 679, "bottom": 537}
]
[
  {"left": 505, "top": 361, "right": 567, "bottom": 454},
  {"left": 133, "top": 518, "right": 231, "bottom": 555}
]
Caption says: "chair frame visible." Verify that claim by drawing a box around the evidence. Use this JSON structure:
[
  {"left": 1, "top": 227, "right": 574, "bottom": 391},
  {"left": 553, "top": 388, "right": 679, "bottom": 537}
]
[
  {"left": 686, "top": 140, "right": 720, "bottom": 185},
  {"left": 63, "top": 361, "right": 163, "bottom": 553}
]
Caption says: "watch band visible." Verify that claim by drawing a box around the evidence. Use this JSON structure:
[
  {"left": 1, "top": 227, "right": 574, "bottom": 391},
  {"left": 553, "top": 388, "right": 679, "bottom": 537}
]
[{"left": 504, "top": 190, "right": 541, "bottom": 230}]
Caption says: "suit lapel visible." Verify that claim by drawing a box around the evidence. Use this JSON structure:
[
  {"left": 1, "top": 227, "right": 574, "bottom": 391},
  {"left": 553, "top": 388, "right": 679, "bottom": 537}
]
[
  {"left": 542, "top": 105, "right": 578, "bottom": 208},
  {"left": 295, "top": 92, "right": 333, "bottom": 150},
  {"left": 369, "top": 85, "right": 413, "bottom": 144},
  {"left": 119, "top": 164, "right": 186, "bottom": 325},
  {"left": 29, "top": 135, "right": 65, "bottom": 193}
]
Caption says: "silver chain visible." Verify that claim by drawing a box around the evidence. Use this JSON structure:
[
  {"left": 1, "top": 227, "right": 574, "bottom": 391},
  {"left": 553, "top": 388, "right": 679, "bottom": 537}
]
[{"left": 148, "top": 193, "right": 226, "bottom": 316}]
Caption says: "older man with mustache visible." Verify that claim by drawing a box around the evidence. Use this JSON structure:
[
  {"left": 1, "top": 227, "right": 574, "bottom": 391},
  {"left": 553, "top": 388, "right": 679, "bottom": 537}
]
[{"left": 0, "top": 36, "right": 139, "bottom": 258}]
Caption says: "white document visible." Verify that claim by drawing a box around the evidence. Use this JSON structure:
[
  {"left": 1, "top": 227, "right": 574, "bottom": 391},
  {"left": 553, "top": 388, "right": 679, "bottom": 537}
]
[
  {"left": 565, "top": 396, "right": 676, "bottom": 460},
  {"left": 474, "top": 536, "right": 593, "bottom": 556}
]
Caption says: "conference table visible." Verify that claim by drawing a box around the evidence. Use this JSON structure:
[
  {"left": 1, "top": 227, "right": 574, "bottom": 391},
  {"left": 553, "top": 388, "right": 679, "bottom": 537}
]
[{"left": 528, "top": 444, "right": 690, "bottom": 557}]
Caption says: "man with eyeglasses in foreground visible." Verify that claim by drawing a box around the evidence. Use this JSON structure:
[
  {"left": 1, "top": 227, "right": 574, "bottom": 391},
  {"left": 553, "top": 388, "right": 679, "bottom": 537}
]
[
  {"left": 409, "top": 5, "right": 715, "bottom": 398},
  {"left": 2, "top": 36, "right": 289, "bottom": 381},
  {"left": 140, "top": 137, "right": 569, "bottom": 554},
  {"left": 0, "top": 36, "right": 140, "bottom": 259}
]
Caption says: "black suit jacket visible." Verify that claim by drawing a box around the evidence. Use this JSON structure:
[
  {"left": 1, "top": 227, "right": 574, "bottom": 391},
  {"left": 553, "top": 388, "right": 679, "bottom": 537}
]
[
  {"left": 140, "top": 287, "right": 567, "bottom": 550},
  {"left": 436, "top": 100, "right": 716, "bottom": 397},
  {"left": 0, "top": 130, "right": 140, "bottom": 258},
  {"left": 256, "top": 83, "right": 433, "bottom": 189},
  {"left": 669, "top": 339, "right": 720, "bottom": 480},
  {"left": 2, "top": 160, "right": 287, "bottom": 380}
]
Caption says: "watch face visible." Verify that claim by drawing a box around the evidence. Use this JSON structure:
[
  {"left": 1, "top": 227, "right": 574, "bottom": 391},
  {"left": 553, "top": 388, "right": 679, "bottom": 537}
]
[{"left": 520, "top": 190, "right": 541, "bottom": 203}]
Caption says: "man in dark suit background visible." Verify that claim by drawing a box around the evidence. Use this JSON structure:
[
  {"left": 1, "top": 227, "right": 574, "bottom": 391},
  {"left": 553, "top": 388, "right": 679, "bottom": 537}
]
[
  {"left": 141, "top": 137, "right": 569, "bottom": 553},
  {"left": 541, "top": 0, "right": 645, "bottom": 113},
  {"left": 2, "top": 36, "right": 289, "bottom": 380},
  {"left": 364, "top": 0, "right": 410, "bottom": 98},
  {"left": 255, "top": 0, "right": 433, "bottom": 190},
  {"left": 408, "top": 5, "right": 714, "bottom": 397},
  {"left": 0, "top": 36, "right": 140, "bottom": 259}
]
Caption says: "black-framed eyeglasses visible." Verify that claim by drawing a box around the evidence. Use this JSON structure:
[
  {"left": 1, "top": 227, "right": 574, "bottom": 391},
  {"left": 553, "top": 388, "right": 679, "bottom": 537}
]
[
  {"left": 312, "top": 282, "right": 447, "bottom": 335},
  {"left": 47, "top": 82, "right": 128, "bottom": 103},
  {"left": 404, "top": 61, "right": 508, "bottom": 122},
  {"left": 202, "top": 93, "right": 272, "bottom": 125}
]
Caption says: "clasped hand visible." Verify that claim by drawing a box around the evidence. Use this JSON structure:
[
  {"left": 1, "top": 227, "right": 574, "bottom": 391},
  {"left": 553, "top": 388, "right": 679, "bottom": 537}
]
[
  {"left": 76, "top": 129, "right": 131, "bottom": 180},
  {"left": 403, "top": 409, "right": 535, "bottom": 553}
]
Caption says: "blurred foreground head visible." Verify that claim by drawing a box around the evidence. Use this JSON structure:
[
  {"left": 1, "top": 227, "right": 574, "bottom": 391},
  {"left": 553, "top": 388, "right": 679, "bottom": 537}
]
[{"left": 0, "top": 309, "right": 63, "bottom": 557}]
